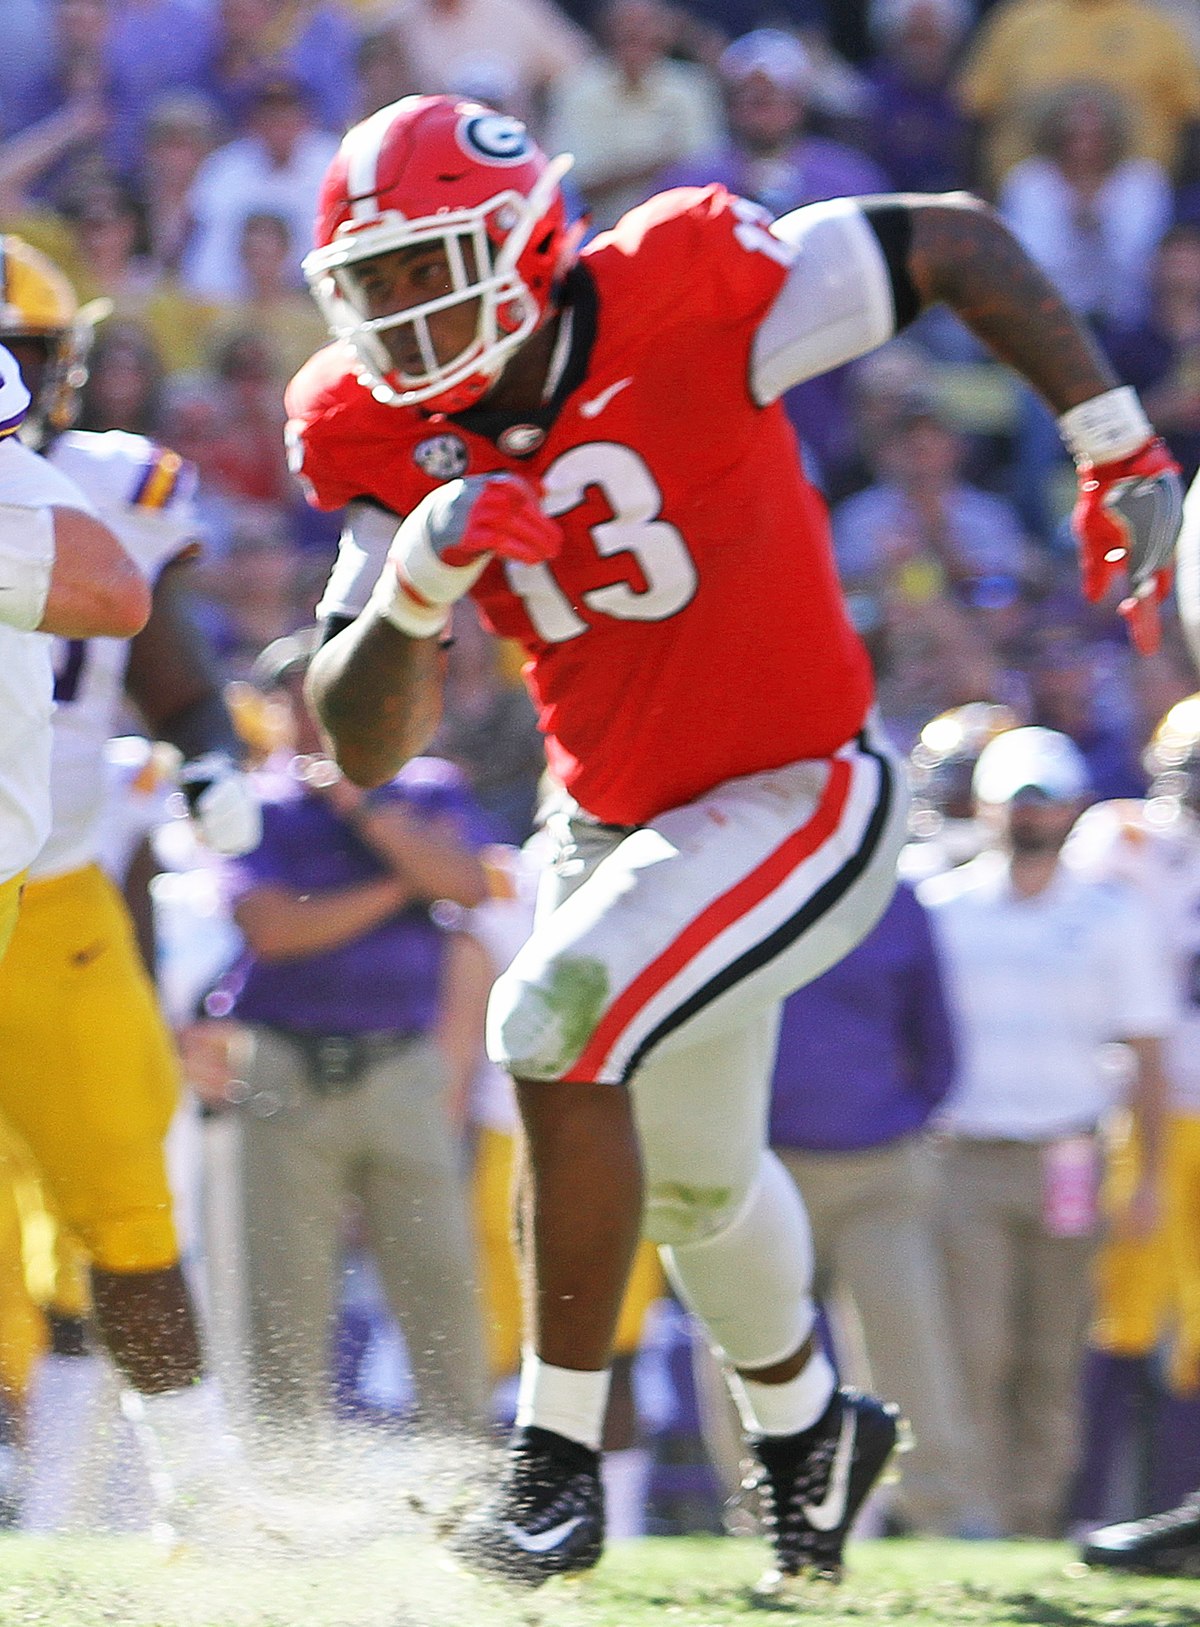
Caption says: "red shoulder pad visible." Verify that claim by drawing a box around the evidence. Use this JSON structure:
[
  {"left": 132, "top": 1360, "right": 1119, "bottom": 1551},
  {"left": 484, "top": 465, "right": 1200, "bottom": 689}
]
[
  {"left": 284, "top": 343, "right": 426, "bottom": 514},
  {"left": 585, "top": 184, "right": 790, "bottom": 332}
]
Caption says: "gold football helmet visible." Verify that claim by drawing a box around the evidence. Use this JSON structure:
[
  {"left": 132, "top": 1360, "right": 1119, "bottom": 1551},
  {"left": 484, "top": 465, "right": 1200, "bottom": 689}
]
[
  {"left": 1145, "top": 693, "right": 1200, "bottom": 812},
  {"left": 0, "top": 236, "right": 89, "bottom": 442},
  {"left": 909, "top": 701, "right": 1020, "bottom": 830}
]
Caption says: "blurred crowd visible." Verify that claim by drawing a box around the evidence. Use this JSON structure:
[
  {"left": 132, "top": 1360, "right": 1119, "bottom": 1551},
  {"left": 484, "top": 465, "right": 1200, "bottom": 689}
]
[{"left": 5, "top": 0, "right": 1200, "bottom": 1553}]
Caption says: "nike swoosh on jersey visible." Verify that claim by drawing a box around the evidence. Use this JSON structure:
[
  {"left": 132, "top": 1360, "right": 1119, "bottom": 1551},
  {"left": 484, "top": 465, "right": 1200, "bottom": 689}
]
[
  {"left": 801, "top": 1408, "right": 857, "bottom": 1532},
  {"left": 501, "top": 1514, "right": 585, "bottom": 1553},
  {"left": 578, "top": 377, "right": 634, "bottom": 419}
]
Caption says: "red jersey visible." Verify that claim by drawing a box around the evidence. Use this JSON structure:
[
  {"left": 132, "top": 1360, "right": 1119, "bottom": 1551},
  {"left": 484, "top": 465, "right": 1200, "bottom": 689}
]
[{"left": 287, "top": 185, "right": 874, "bottom": 826}]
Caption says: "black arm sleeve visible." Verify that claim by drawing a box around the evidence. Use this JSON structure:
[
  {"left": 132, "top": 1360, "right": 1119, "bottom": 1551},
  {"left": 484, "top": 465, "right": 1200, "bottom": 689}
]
[
  {"left": 860, "top": 202, "right": 922, "bottom": 332},
  {"left": 318, "top": 613, "right": 356, "bottom": 646}
]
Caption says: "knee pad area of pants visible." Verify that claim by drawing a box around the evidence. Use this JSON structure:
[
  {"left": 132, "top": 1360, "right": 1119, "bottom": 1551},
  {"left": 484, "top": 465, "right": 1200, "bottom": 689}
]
[
  {"left": 74, "top": 1206, "right": 180, "bottom": 1277},
  {"left": 657, "top": 1151, "right": 815, "bottom": 1369},
  {"left": 486, "top": 958, "right": 612, "bottom": 1082},
  {"left": 644, "top": 1178, "right": 749, "bottom": 1248}
]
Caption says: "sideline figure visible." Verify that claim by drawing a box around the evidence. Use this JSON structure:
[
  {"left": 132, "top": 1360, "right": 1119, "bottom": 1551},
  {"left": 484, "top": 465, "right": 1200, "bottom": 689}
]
[
  {"left": 0, "top": 242, "right": 265, "bottom": 1548},
  {"left": 0, "top": 341, "right": 148, "bottom": 959},
  {"left": 289, "top": 95, "right": 1181, "bottom": 1591}
]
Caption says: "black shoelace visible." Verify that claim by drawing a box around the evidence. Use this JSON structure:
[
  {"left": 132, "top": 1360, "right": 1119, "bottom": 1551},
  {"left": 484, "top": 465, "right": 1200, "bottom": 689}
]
[
  {"left": 499, "top": 1432, "right": 597, "bottom": 1531},
  {"left": 757, "top": 1427, "right": 841, "bottom": 1561}
]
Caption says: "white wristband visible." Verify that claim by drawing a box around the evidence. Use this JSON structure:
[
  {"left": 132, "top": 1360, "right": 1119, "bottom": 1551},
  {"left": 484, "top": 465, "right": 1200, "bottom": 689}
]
[
  {"left": 393, "top": 484, "right": 492, "bottom": 604},
  {"left": 368, "top": 559, "right": 454, "bottom": 639},
  {"left": 0, "top": 502, "right": 54, "bottom": 631},
  {"left": 1058, "top": 386, "right": 1153, "bottom": 465},
  {"left": 369, "top": 486, "right": 492, "bottom": 638}
]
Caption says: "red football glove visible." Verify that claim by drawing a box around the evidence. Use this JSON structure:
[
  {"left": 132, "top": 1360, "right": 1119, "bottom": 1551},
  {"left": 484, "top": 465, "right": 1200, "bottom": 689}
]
[
  {"left": 434, "top": 472, "right": 563, "bottom": 567},
  {"left": 373, "top": 473, "right": 562, "bottom": 637},
  {"left": 1072, "top": 436, "right": 1182, "bottom": 655}
]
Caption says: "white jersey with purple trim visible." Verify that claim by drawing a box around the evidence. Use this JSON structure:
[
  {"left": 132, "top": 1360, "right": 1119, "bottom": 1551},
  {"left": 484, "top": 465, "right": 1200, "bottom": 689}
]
[
  {"left": 0, "top": 425, "right": 94, "bottom": 880},
  {"left": 0, "top": 343, "right": 29, "bottom": 440},
  {"left": 31, "top": 430, "right": 199, "bottom": 881},
  {"left": 1067, "top": 799, "right": 1200, "bottom": 1113},
  {"left": 0, "top": 341, "right": 45, "bottom": 883}
]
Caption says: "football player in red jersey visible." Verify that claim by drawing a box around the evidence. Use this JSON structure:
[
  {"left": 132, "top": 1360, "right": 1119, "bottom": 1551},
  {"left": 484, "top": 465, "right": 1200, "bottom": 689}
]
[{"left": 290, "top": 95, "right": 1183, "bottom": 1592}]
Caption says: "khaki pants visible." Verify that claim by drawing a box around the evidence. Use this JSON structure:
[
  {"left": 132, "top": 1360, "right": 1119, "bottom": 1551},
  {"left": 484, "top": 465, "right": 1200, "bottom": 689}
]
[
  {"left": 209, "top": 1026, "right": 489, "bottom": 1434},
  {"left": 935, "top": 1136, "right": 1095, "bottom": 1536},
  {"left": 776, "top": 1136, "right": 985, "bottom": 1533}
]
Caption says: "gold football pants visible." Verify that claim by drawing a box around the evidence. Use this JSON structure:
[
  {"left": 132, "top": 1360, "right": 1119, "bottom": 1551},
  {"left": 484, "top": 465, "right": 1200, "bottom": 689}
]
[{"left": 0, "top": 864, "right": 180, "bottom": 1275}]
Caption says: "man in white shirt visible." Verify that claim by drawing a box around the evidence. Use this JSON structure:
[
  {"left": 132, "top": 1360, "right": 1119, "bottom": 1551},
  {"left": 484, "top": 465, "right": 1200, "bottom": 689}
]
[
  {"left": 0, "top": 343, "right": 148, "bottom": 957},
  {"left": 919, "top": 726, "right": 1173, "bottom": 1538},
  {"left": 1065, "top": 695, "right": 1200, "bottom": 1559},
  {"left": 182, "top": 75, "right": 339, "bottom": 302},
  {"left": 386, "top": 0, "right": 588, "bottom": 129},
  {"left": 545, "top": 0, "right": 722, "bottom": 231}
]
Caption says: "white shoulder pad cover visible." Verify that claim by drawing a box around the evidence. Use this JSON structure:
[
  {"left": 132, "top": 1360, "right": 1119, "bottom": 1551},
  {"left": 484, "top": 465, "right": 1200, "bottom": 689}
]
[
  {"left": 316, "top": 500, "right": 399, "bottom": 622},
  {"left": 49, "top": 431, "right": 196, "bottom": 580},
  {"left": 0, "top": 344, "right": 30, "bottom": 434},
  {"left": 0, "top": 436, "right": 94, "bottom": 511},
  {"left": 751, "top": 198, "right": 898, "bottom": 406}
]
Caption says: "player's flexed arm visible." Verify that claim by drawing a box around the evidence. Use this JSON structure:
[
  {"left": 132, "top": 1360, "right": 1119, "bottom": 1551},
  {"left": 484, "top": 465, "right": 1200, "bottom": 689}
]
[
  {"left": 754, "top": 193, "right": 1181, "bottom": 652},
  {"left": 901, "top": 196, "right": 1119, "bottom": 413},
  {"left": 308, "top": 474, "right": 561, "bottom": 787}
]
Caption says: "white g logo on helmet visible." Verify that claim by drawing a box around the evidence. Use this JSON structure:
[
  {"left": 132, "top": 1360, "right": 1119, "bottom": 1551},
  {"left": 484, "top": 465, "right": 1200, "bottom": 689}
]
[{"left": 457, "top": 113, "right": 531, "bottom": 165}]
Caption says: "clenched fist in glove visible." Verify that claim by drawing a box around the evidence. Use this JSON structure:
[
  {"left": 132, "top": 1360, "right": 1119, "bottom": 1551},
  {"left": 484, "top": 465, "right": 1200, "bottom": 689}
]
[
  {"left": 1061, "top": 387, "right": 1183, "bottom": 654},
  {"left": 371, "top": 472, "right": 562, "bottom": 638},
  {"left": 178, "top": 752, "right": 262, "bottom": 855}
]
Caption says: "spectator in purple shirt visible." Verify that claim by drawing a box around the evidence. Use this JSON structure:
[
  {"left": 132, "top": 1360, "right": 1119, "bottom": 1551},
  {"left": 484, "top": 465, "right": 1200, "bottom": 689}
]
[
  {"left": 861, "top": 0, "right": 972, "bottom": 194},
  {"left": 657, "top": 29, "right": 889, "bottom": 494},
  {"left": 202, "top": 0, "right": 362, "bottom": 137},
  {"left": 198, "top": 630, "right": 493, "bottom": 1438},
  {"left": 4, "top": 0, "right": 219, "bottom": 182},
  {"left": 659, "top": 28, "right": 888, "bottom": 216},
  {"left": 763, "top": 884, "right": 988, "bottom": 1534}
]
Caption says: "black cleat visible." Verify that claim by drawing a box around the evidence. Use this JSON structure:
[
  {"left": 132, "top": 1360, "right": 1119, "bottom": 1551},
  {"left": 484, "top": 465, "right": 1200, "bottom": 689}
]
[
  {"left": 1081, "top": 1493, "right": 1200, "bottom": 1576},
  {"left": 749, "top": 1387, "right": 903, "bottom": 1595},
  {"left": 447, "top": 1425, "right": 605, "bottom": 1588}
]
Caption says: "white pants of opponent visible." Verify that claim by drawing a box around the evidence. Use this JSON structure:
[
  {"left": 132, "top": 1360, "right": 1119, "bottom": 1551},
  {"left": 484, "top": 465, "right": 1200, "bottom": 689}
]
[{"left": 487, "top": 725, "right": 909, "bottom": 1372}]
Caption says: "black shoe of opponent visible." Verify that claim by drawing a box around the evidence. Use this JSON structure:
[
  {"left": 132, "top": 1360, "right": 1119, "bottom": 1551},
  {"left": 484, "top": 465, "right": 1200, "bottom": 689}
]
[
  {"left": 1081, "top": 1493, "right": 1200, "bottom": 1577},
  {"left": 447, "top": 1425, "right": 605, "bottom": 1587},
  {"left": 750, "top": 1386, "right": 903, "bottom": 1594}
]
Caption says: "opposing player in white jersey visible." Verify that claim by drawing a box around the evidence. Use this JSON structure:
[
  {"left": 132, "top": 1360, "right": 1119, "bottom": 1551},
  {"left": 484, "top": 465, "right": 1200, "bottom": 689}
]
[
  {"left": 0, "top": 340, "right": 148, "bottom": 955},
  {"left": 1069, "top": 695, "right": 1200, "bottom": 1202},
  {"left": 1064, "top": 696, "right": 1200, "bottom": 1561},
  {"left": 0, "top": 238, "right": 262, "bottom": 1545}
]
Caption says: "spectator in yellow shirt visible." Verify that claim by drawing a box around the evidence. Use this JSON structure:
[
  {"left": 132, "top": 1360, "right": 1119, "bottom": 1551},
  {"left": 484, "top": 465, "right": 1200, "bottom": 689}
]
[{"left": 957, "top": 0, "right": 1200, "bottom": 190}]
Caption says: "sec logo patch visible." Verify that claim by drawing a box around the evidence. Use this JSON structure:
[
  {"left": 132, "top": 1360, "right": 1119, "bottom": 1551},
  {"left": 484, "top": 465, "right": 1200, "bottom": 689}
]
[{"left": 413, "top": 433, "right": 469, "bottom": 479}]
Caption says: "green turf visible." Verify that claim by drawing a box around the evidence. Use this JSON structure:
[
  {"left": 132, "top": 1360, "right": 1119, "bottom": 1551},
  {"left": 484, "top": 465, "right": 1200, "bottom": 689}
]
[{"left": 0, "top": 1535, "right": 1196, "bottom": 1627}]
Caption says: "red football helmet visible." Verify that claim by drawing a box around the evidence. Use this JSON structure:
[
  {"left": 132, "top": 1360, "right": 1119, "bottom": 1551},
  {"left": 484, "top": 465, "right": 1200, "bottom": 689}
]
[{"left": 303, "top": 95, "right": 574, "bottom": 413}]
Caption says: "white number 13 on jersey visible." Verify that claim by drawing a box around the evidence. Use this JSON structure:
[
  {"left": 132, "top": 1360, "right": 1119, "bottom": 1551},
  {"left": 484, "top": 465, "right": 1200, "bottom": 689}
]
[{"left": 504, "top": 443, "right": 698, "bottom": 642}]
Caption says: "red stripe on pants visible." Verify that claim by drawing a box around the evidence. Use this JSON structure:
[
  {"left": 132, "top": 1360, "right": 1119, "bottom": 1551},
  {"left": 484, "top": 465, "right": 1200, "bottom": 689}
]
[{"left": 562, "top": 757, "right": 854, "bottom": 1083}]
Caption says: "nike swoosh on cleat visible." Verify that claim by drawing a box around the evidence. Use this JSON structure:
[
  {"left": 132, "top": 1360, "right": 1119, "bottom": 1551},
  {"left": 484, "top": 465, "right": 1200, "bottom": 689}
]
[
  {"left": 579, "top": 377, "right": 633, "bottom": 419},
  {"left": 801, "top": 1408, "right": 857, "bottom": 1532},
  {"left": 501, "top": 1514, "right": 585, "bottom": 1553}
]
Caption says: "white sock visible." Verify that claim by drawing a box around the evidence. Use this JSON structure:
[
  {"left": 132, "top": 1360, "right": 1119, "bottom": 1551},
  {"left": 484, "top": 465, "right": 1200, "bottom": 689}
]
[
  {"left": 514, "top": 1353, "right": 610, "bottom": 1452},
  {"left": 120, "top": 1376, "right": 233, "bottom": 1504},
  {"left": 20, "top": 1352, "right": 107, "bottom": 1532},
  {"left": 601, "top": 1446, "right": 651, "bottom": 1539},
  {"left": 727, "top": 1349, "right": 836, "bottom": 1438}
]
